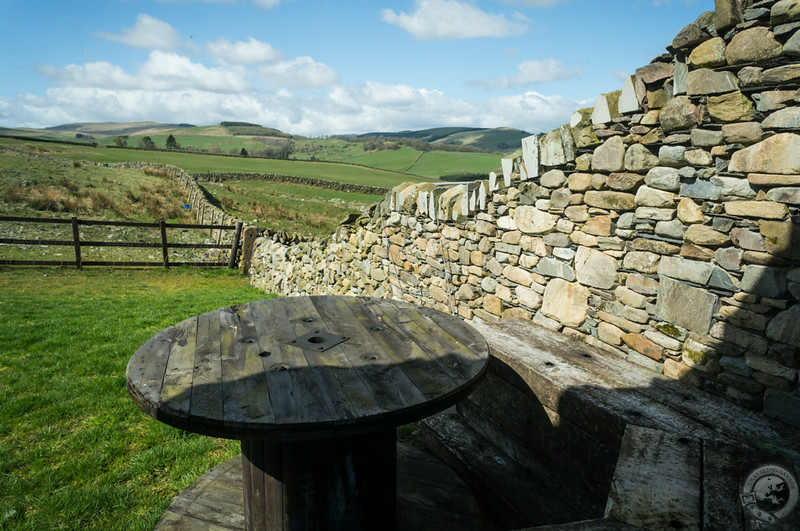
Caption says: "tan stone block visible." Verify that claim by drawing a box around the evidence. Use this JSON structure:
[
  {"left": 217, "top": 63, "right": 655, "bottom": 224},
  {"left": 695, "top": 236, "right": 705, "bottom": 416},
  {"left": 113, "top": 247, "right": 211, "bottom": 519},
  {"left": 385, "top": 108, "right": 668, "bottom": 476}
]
[
  {"left": 483, "top": 294, "right": 503, "bottom": 316},
  {"left": 663, "top": 359, "right": 704, "bottom": 388},
  {"left": 597, "top": 310, "right": 642, "bottom": 333},
  {"left": 470, "top": 250, "right": 484, "bottom": 266},
  {"left": 598, "top": 322, "right": 624, "bottom": 345},
  {"left": 684, "top": 224, "right": 731, "bottom": 247},
  {"left": 680, "top": 243, "right": 716, "bottom": 261},
  {"left": 501, "top": 307, "right": 530, "bottom": 320},
  {"left": 501, "top": 230, "right": 522, "bottom": 245},
  {"left": 724, "top": 201, "right": 789, "bottom": 219},
  {"left": 583, "top": 215, "right": 613, "bottom": 237},
  {"left": 496, "top": 284, "right": 513, "bottom": 302},
  {"left": 748, "top": 173, "right": 800, "bottom": 186},
  {"left": 503, "top": 265, "right": 533, "bottom": 287},
  {"left": 570, "top": 231, "right": 598, "bottom": 247},
  {"left": 541, "top": 278, "right": 589, "bottom": 328},
  {"left": 515, "top": 285, "right": 543, "bottom": 309},
  {"left": 622, "top": 333, "right": 664, "bottom": 360},
  {"left": 677, "top": 197, "right": 705, "bottom": 224}
]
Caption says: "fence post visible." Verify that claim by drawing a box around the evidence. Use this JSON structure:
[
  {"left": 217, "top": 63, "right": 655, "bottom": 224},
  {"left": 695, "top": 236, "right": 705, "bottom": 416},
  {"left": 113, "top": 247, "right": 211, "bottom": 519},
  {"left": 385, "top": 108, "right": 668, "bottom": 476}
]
[
  {"left": 71, "top": 216, "right": 82, "bottom": 270},
  {"left": 159, "top": 220, "right": 170, "bottom": 269},
  {"left": 228, "top": 222, "right": 243, "bottom": 269}
]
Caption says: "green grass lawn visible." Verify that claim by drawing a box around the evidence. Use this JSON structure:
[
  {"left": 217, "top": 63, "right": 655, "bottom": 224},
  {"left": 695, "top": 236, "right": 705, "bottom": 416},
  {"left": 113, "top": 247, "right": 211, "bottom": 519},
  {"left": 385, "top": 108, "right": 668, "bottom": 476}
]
[{"left": 0, "top": 267, "right": 271, "bottom": 530}]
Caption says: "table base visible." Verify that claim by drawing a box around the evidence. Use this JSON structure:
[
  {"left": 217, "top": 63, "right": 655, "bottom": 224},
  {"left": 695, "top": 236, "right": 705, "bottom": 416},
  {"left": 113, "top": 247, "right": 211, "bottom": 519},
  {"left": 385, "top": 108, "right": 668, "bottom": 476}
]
[
  {"left": 241, "top": 429, "right": 397, "bottom": 530},
  {"left": 156, "top": 443, "right": 495, "bottom": 531}
]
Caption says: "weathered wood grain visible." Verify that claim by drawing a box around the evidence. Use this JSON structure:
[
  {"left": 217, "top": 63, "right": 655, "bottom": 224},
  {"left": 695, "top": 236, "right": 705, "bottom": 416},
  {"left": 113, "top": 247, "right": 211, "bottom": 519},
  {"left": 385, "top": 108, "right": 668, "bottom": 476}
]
[
  {"left": 604, "top": 425, "right": 701, "bottom": 530},
  {"left": 158, "top": 316, "right": 198, "bottom": 419}
]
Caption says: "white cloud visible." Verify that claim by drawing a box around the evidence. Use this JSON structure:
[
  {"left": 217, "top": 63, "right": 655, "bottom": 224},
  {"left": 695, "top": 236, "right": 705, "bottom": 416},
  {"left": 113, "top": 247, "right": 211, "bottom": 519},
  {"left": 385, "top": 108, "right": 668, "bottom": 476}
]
[
  {"left": 473, "top": 59, "right": 581, "bottom": 88},
  {"left": 381, "top": 0, "right": 528, "bottom": 40},
  {"left": 259, "top": 57, "right": 339, "bottom": 88},
  {"left": 208, "top": 37, "right": 282, "bottom": 64},
  {"left": 35, "top": 62, "right": 138, "bottom": 90},
  {"left": 253, "top": 0, "right": 282, "bottom": 7},
  {"left": 97, "top": 14, "right": 182, "bottom": 50},
  {"left": 487, "top": 90, "right": 580, "bottom": 132},
  {"left": 36, "top": 52, "right": 251, "bottom": 93},
  {"left": 141, "top": 51, "right": 252, "bottom": 92}
]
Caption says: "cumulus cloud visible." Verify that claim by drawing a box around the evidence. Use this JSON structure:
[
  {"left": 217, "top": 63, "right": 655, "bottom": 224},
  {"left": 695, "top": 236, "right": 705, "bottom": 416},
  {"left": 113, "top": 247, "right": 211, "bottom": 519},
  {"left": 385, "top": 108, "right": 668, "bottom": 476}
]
[
  {"left": 97, "top": 14, "right": 182, "bottom": 50},
  {"left": 36, "top": 52, "right": 251, "bottom": 93},
  {"left": 259, "top": 57, "right": 339, "bottom": 88},
  {"left": 472, "top": 59, "right": 581, "bottom": 88},
  {"left": 381, "top": 0, "right": 528, "bottom": 40},
  {"left": 208, "top": 37, "right": 282, "bottom": 64},
  {"left": 487, "top": 90, "right": 580, "bottom": 132}
]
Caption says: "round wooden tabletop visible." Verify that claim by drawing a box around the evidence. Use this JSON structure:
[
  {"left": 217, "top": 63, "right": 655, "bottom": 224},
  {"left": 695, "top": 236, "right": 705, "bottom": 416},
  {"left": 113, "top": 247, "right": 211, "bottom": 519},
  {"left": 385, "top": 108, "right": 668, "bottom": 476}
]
[{"left": 127, "top": 296, "right": 489, "bottom": 441}]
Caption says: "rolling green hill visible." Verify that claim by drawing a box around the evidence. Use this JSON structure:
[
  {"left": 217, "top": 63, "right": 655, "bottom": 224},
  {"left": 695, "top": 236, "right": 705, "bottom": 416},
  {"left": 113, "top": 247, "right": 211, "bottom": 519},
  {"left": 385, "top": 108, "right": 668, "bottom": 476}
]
[
  {"left": 356, "top": 126, "right": 530, "bottom": 153},
  {"left": 1, "top": 121, "right": 515, "bottom": 179}
]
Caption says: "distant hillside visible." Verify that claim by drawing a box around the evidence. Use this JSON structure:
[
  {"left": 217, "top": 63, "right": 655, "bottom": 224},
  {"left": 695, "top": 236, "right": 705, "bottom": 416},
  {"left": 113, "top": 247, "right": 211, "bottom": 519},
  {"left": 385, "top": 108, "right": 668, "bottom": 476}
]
[
  {"left": 44, "top": 122, "right": 194, "bottom": 137},
  {"left": 220, "top": 121, "right": 293, "bottom": 138},
  {"left": 356, "top": 126, "right": 530, "bottom": 153}
]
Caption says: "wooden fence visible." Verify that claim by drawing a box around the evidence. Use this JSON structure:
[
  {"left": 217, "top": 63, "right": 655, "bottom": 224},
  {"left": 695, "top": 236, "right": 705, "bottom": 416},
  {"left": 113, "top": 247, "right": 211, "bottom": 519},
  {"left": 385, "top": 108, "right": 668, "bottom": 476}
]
[{"left": 0, "top": 215, "right": 243, "bottom": 269}]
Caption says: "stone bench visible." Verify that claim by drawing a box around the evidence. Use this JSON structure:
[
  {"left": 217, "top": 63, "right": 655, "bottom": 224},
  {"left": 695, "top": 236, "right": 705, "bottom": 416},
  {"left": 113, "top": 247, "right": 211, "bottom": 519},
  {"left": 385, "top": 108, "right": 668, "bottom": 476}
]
[{"left": 421, "top": 319, "right": 800, "bottom": 530}]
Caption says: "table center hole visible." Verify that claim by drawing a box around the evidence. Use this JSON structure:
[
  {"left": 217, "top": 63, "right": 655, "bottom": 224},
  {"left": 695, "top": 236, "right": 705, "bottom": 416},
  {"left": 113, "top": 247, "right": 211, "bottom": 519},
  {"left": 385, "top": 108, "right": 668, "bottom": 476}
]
[{"left": 307, "top": 335, "right": 327, "bottom": 344}]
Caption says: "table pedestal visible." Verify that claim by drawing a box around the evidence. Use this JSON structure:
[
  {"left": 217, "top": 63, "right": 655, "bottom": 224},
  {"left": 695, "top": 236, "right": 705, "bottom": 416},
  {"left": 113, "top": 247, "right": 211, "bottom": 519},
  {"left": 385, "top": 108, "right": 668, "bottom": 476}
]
[{"left": 241, "top": 429, "right": 397, "bottom": 530}]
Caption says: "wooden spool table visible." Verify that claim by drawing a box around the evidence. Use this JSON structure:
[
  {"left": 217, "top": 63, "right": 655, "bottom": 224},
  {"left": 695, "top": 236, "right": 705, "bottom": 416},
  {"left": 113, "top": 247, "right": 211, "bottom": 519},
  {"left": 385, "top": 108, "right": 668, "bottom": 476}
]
[{"left": 126, "top": 295, "right": 489, "bottom": 530}]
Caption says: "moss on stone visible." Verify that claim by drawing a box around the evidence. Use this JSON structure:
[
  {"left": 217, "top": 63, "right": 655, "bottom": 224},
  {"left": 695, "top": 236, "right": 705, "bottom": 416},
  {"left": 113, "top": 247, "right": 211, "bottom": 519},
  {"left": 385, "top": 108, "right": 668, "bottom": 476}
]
[
  {"left": 657, "top": 322, "right": 682, "bottom": 338},
  {"left": 684, "top": 348, "right": 708, "bottom": 366}
]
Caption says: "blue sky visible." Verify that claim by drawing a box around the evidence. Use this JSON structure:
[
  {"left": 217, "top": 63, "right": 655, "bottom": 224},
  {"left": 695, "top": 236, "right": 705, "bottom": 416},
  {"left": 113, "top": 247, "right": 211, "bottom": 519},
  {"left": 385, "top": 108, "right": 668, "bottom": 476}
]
[{"left": 1, "top": 0, "right": 705, "bottom": 136}]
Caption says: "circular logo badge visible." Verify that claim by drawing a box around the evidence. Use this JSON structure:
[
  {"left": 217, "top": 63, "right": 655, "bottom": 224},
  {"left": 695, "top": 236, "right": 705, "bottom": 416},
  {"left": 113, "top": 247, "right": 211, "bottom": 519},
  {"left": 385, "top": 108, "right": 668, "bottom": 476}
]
[{"left": 741, "top": 464, "right": 799, "bottom": 526}]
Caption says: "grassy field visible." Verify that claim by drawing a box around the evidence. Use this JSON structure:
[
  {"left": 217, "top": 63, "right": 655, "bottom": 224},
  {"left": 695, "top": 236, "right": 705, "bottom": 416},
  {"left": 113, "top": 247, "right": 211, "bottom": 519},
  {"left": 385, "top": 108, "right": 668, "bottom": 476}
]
[
  {"left": 0, "top": 138, "right": 423, "bottom": 189},
  {"left": 341, "top": 146, "right": 500, "bottom": 177},
  {"left": 0, "top": 143, "right": 380, "bottom": 244},
  {"left": 0, "top": 145, "right": 220, "bottom": 264},
  {"left": 0, "top": 267, "right": 271, "bottom": 530},
  {"left": 203, "top": 180, "right": 380, "bottom": 237}
]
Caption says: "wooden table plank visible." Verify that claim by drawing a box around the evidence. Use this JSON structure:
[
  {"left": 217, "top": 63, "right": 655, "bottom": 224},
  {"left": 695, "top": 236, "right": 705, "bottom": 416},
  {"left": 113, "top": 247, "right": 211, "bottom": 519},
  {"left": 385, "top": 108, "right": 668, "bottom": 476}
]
[
  {"left": 248, "top": 298, "right": 336, "bottom": 428},
  {"left": 159, "top": 316, "right": 198, "bottom": 419},
  {"left": 343, "top": 298, "right": 456, "bottom": 399},
  {"left": 126, "top": 327, "right": 177, "bottom": 416},
  {"left": 218, "top": 306, "right": 275, "bottom": 427},
  {"left": 310, "top": 296, "right": 428, "bottom": 414},
  {"left": 370, "top": 299, "right": 486, "bottom": 384},
  {"left": 190, "top": 310, "right": 224, "bottom": 423},
  {"left": 270, "top": 297, "right": 384, "bottom": 424}
]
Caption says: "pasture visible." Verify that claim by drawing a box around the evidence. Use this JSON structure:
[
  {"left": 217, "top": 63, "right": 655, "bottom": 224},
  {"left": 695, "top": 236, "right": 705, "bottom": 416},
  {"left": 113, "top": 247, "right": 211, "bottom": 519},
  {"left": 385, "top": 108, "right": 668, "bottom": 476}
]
[
  {"left": 0, "top": 137, "right": 423, "bottom": 189},
  {"left": 0, "top": 267, "right": 269, "bottom": 530}
]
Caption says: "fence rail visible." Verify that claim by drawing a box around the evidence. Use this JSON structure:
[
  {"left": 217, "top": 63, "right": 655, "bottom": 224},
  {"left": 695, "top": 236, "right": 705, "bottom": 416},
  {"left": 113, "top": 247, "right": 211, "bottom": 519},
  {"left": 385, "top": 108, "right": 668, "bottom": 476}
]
[{"left": 0, "top": 215, "right": 243, "bottom": 269}]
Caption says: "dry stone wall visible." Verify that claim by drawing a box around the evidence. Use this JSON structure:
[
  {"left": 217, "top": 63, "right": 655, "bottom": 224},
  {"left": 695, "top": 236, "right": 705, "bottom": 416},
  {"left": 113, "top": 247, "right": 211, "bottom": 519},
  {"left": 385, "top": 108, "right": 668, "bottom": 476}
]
[
  {"left": 249, "top": 0, "right": 800, "bottom": 429},
  {"left": 194, "top": 172, "right": 389, "bottom": 196}
]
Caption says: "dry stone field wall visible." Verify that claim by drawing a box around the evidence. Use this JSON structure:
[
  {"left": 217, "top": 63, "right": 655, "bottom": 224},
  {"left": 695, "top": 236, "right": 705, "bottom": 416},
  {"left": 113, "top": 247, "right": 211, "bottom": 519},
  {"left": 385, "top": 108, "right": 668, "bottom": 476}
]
[
  {"left": 194, "top": 172, "right": 389, "bottom": 196},
  {"left": 249, "top": 0, "right": 800, "bottom": 428}
]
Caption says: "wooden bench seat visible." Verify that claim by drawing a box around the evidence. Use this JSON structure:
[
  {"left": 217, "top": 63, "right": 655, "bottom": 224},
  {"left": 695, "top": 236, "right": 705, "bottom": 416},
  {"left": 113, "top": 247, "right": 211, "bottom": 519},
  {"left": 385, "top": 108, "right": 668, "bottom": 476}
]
[{"left": 421, "top": 319, "right": 800, "bottom": 530}]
